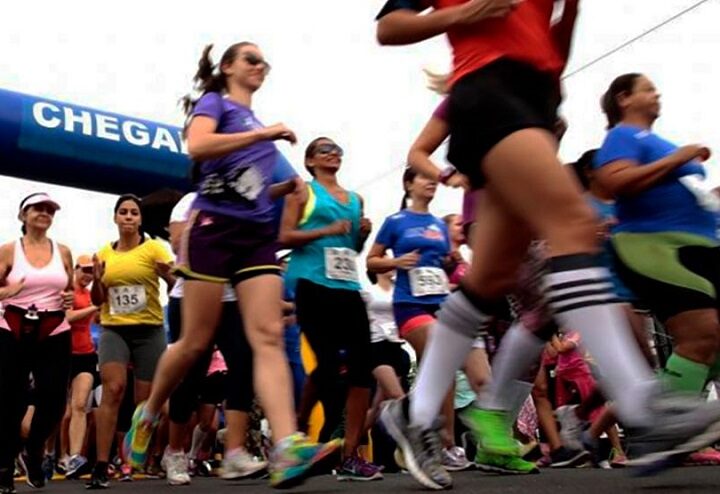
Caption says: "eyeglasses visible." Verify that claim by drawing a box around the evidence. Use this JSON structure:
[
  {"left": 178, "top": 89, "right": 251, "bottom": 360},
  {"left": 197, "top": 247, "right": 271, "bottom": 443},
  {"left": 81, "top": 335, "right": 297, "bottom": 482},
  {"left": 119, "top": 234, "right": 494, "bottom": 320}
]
[
  {"left": 242, "top": 53, "right": 271, "bottom": 74},
  {"left": 77, "top": 266, "right": 93, "bottom": 274},
  {"left": 313, "top": 143, "right": 344, "bottom": 157}
]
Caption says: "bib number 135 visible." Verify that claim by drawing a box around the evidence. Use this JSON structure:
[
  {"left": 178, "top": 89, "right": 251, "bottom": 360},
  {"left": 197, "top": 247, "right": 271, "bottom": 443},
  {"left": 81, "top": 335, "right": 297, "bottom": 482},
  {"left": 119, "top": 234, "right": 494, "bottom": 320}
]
[
  {"left": 108, "top": 285, "right": 148, "bottom": 315},
  {"left": 325, "top": 248, "right": 359, "bottom": 282}
]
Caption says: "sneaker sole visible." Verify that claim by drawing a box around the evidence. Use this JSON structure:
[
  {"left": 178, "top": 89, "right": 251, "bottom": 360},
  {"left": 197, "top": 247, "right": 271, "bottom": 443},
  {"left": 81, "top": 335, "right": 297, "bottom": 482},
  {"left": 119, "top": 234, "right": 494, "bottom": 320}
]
[
  {"left": 550, "top": 450, "right": 591, "bottom": 468},
  {"left": 475, "top": 461, "right": 539, "bottom": 475},
  {"left": 221, "top": 463, "right": 268, "bottom": 480},
  {"left": 167, "top": 477, "right": 192, "bottom": 486},
  {"left": 336, "top": 473, "right": 384, "bottom": 481},
  {"left": 628, "top": 418, "right": 720, "bottom": 474},
  {"left": 380, "top": 405, "right": 448, "bottom": 491}
]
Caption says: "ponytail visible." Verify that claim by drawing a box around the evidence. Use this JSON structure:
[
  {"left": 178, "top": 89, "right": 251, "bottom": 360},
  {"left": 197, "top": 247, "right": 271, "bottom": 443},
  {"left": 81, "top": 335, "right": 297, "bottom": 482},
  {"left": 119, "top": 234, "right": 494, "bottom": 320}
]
[
  {"left": 400, "top": 166, "right": 418, "bottom": 211},
  {"left": 180, "top": 42, "right": 256, "bottom": 119},
  {"left": 400, "top": 191, "right": 410, "bottom": 210}
]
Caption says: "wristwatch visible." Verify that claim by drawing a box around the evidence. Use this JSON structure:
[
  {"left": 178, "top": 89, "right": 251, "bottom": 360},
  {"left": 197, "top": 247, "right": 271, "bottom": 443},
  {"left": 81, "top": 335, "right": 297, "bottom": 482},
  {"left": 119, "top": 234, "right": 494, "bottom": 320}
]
[{"left": 438, "top": 165, "right": 457, "bottom": 185}]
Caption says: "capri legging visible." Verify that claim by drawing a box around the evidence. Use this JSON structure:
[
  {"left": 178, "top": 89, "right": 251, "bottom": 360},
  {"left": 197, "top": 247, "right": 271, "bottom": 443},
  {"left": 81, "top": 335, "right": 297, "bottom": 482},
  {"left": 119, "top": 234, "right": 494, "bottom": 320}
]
[
  {"left": 295, "top": 279, "right": 372, "bottom": 440},
  {"left": 167, "top": 297, "right": 254, "bottom": 423}
]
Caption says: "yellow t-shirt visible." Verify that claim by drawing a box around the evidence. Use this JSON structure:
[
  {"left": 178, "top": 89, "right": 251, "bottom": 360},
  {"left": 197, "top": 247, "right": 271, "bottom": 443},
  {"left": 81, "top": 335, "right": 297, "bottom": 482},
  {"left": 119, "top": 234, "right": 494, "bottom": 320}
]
[{"left": 97, "top": 239, "right": 172, "bottom": 326}]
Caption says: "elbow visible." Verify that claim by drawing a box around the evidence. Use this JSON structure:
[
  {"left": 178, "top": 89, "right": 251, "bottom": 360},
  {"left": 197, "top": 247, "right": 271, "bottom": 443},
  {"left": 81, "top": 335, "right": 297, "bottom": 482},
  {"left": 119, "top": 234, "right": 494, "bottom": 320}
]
[
  {"left": 376, "top": 22, "right": 405, "bottom": 46},
  {"left": 187, "top": 142, "right": 208, "bottom": 162},
  {"left": 278, "top": 232, "right": 300, "bottom": 249}
]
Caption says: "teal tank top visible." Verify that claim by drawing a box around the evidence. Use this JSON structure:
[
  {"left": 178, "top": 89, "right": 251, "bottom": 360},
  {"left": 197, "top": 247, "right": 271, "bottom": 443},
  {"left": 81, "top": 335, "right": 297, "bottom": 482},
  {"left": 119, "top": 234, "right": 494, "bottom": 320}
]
[{"left": 286, "top": 181, "right": 362, "bottom": 292}]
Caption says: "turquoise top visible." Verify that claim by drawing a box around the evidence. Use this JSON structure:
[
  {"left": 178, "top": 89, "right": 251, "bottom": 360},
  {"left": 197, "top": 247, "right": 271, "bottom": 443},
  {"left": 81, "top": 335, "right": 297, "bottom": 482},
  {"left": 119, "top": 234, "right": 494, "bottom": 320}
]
[{"left": 286, "top": 180, "right": 362, "bottom": 292}]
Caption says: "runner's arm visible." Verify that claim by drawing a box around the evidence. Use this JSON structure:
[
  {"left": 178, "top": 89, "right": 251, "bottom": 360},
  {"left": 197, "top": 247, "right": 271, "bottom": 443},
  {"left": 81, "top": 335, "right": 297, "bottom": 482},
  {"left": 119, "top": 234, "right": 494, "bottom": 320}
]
[
  {"left": 186, "top": 115, "right": 271, "bottom": 162},
  {"left": 377, "top": 7, "right": 465, "bottom": 45}
]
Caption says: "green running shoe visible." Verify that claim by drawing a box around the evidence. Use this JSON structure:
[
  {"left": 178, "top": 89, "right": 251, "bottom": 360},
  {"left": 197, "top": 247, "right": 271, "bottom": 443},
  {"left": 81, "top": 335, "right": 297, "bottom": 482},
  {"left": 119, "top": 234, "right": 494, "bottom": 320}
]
[
  {"left": 474, "top": 450, "right": 539, "bottom": 475},
  {"left": 460, "top": 407, "right": 519, "bottom": 457}
]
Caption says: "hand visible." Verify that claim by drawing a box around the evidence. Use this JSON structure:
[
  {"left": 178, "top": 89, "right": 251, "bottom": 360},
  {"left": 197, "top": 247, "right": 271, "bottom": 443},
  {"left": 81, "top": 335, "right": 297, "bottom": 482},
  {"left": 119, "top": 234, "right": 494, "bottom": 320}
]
[
  {"left": 456, "top": 0, "right": 523, "bottom": 24},
  {"left": 446, "top": 173, "right": 471, "bottom": 191},
  {"left": 674, "top": 145, "right": 712, "bottom": 164},
  {"left": 394, "top": 250, "right": 420, "bottom": 270},
  {"left": 359, "top": 218, "right": 373, "bottom": 239},
  {"left": 92, "top": 255, "right": 105, "bottom": 280},
  {"left": 61, "top": 290, "right": 74, "bottom": 310},
  {"left": 449, "top": 250, "right": 464, "bottom": 264},
  {"left": 0, "top": 278, "right": 24, "bottom": 300},
  {"left": 324, "top": 220, "right": 352, "bottom": 236},
  {"left": 597, "top": 217, "right": 617, "bottom": 241},
  {"left": 155, "top": 261, "right": 173, "bottom": 278},
  {"left": 263, "top": 123, "right": 297, "bottom": 145}
]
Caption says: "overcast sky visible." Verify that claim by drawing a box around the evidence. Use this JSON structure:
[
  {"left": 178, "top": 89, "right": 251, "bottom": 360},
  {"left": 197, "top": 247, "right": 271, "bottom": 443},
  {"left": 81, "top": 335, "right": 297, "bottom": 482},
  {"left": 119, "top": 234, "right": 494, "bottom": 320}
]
[{"left": 1, "top": 0, "right": 718, "bottom": 259}]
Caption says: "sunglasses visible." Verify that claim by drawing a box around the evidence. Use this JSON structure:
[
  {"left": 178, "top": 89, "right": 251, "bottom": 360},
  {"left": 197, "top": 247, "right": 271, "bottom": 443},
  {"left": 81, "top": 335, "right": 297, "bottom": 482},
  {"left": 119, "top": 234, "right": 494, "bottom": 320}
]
[
  {"left": 242, "top": 53, "right": 271, "bottom": 74},
  {"left": 313, "top": 143, "right": 344, "bottom": 157},
  {"left": 77, "top": 266, "right": 93, "bottom": 274}
]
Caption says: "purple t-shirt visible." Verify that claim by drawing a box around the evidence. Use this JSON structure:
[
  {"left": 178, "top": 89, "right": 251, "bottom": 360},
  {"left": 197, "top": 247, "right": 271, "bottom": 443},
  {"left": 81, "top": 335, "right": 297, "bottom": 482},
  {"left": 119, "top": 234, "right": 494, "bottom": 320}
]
[{"left": 191, "top": 92, "right": 277, "bottom": 223}]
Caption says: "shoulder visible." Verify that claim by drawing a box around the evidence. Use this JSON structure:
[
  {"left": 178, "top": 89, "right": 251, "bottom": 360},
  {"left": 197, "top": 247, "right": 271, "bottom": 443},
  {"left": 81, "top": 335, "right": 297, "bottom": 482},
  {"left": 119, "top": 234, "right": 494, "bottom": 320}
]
[
  {"left": 58, "top": 243, "right": 73, "bottom": 261},
  {"left": 0, "top": 242, "right": 14, "bottom": 263}
]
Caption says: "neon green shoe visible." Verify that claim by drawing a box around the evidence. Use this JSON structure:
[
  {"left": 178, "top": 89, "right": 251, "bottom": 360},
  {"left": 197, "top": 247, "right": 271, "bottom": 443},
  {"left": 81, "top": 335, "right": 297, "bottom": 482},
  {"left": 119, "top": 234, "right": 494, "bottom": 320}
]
[
  {"left": 474, "top": 450, "right": 539, "bottom": 475},
  {"left": 460, "top": 407, "right": 519, "bottom": 457}
]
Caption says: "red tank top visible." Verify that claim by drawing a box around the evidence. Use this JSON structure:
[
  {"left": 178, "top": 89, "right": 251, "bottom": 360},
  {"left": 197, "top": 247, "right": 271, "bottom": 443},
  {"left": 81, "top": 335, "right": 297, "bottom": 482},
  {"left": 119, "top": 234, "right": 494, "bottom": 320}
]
[{"left": 71, "top": 287, "right": 95, "bottom": 354}]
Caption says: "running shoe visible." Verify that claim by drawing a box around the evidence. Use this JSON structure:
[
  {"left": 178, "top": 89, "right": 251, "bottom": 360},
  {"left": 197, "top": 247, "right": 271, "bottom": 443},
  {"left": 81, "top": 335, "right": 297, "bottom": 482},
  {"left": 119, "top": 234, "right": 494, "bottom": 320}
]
[
  {"left": 118, "top": 463, "right": 133, "bottom": 482},
  {"left": 549, "top": 446, "right": 590, "bottom": 468},
  {"left": 474, "top": 450, "right": 540, "bottom": 475},
  {"left": 221, "top": 448, "right": 268, "bottom": 480},
  {"left": 556, "top": 405, "right": 585, "bottom": 451},
  {"left": 268, "top": 433, "right": 342, "bottom": 489},
  {"left": 441, "top": 447, "right": 473, "bottom": 472},
  {"left": 609, "top": 448, "right": 628, "bottom": 468},
  {"left": 85, "top": 464, "right": 110, "bottom": 490},
  {"left": 336, "top": 456, "right": 384, "bottom": 481},
  {"left": 460, "top": 406, "right": 519, "bottom": 457},
  {"left": 144, "top": 454, "right": 164, "bottom": 479},
  {"left": 627, "top": 391, "right": 720, "bottom": 475},
  {"left": 65, "top": 454, "right": 90, "bottom": 479},
  {"left": 188, "top": 458, "right": 213, "bottom": 477},
  {"left": 379, "top": 398, "right": 452, "bottom": 490},
  {"left": 162, "top": 450, "right": 191, "bottom": 486},
  {"left": 683, "top": 447, "right": 720, "bottom": 466},
  {"left": 123, "top": 402, "right": 159, "bottom": 470}
]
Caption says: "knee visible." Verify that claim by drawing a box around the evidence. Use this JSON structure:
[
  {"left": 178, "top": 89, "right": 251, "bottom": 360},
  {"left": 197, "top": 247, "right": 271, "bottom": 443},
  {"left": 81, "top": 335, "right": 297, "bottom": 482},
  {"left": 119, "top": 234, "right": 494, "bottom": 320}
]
[
  {"left": 251, "top": 321, "right": 285, "bottom": 351},
  {"left": 532, "top": 381, "right": 548, "bottom": 401},
  {"left": 101, "top": 381, "right": 126, "bottom": 405},
  {"left": 677, "top": 323, "right": 720, "bottom": 364},
  {"left": 176, "top": 339, "right": 210, "bottom": 362}
]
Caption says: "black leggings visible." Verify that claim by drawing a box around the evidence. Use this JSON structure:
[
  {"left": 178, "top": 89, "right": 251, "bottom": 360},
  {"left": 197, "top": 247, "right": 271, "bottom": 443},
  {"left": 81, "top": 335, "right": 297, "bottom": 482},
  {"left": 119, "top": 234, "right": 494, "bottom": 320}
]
[
  {"left": 167, "top": 298, "right": 254, "bottom": 423},
  {"left": 295, "top": 279, "right": 372, "bottom": 441},
  {"left": 0, "top": 330, "right": 71, "bottom": 470}
]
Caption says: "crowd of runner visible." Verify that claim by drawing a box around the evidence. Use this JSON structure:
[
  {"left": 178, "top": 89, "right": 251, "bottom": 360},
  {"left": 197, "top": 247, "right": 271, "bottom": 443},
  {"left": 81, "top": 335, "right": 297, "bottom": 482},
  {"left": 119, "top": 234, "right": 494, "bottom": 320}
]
[{"left": 2, "top": 0, "right": 720, "bottom": 493}]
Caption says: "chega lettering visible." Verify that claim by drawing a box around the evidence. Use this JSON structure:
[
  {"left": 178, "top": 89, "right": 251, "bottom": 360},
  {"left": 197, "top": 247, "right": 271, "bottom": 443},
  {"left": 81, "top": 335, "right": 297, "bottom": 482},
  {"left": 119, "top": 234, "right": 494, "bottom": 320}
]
[{"left": 32, "top": 101, "right": 187, "bottom": 155}]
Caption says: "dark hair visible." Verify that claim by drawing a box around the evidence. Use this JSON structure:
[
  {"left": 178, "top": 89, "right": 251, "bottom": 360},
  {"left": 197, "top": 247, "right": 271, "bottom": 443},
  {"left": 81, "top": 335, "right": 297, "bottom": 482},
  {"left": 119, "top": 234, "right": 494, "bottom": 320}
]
[
  {"left": 400, "top": 167, "right": 418, "bottom": 210},
  {"left": 569, "top": 150, "right": 598, "bottom": 190},
  {"left": 140, "top": 189, "right": 185, "bottom": 241},
  {"left": 19, "top": 193, "right": 46, "bottom": 235},
  {"left": 181, "top": 42, "right": 256, "bottom": 117},
  {"left": 304, "top": 137, "right": 334, "bottom": 177},
  {"left": 114, "top": 193, "right": 145, "bottom": 239},
  {"left": 601, "top": 73, "right": 642, "bottom": 129}
]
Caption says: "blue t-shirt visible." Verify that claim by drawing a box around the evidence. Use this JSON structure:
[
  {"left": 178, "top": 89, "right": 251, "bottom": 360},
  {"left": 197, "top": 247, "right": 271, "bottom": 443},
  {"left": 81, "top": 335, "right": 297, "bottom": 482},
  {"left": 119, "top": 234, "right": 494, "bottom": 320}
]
[
  {"left": 191, "top": 92, "right": 277, "bottom": 223},
  {"left": 375, "top": 210, "right": 451, "bottom": 305},
  {"left": 594, "top": 124, "right": 717, "bottom": 240}
]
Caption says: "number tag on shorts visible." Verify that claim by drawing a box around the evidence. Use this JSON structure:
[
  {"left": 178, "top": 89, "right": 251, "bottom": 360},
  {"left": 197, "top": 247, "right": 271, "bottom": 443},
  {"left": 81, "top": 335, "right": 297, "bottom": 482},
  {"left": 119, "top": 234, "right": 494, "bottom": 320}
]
[
  {"left": 324, "top": 248, "right": 359, "bottom": 282},
  {"left": 409, "top": 267, "right": 450, "bottom": 297},
  {"left": 108, "top": 285, "right": 147, "bottom": 315}
]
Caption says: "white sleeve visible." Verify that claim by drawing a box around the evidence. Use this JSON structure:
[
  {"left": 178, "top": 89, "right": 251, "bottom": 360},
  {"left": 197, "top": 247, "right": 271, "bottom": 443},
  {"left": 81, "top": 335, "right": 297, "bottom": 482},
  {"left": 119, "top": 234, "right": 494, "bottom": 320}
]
[{"left": 169, "top": 193, "right": 197, "bottom": 224}]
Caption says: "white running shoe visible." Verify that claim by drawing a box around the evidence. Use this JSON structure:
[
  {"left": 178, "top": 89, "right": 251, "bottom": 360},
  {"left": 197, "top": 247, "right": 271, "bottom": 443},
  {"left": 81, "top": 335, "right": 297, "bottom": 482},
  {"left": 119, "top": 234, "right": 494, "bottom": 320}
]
[
  {"left": 221, "top": 449, "right": 268, "bottom": 480},
  {"left": 161, "top": 450, "right": 191, "bottom": 486}
]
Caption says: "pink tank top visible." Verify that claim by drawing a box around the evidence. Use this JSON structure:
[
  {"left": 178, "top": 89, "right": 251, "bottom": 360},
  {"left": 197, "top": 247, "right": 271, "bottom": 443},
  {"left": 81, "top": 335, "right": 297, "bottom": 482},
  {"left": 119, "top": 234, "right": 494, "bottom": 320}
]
[{"left": 0, "top": 239, "right": 71, "bottom": 335}]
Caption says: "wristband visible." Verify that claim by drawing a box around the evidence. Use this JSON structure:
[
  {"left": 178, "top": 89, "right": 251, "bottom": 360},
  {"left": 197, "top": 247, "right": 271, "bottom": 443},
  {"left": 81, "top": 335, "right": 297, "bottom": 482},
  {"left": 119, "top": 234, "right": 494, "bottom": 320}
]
[{"left": 439, "top": 166, "right": 457, "bottom": 185}]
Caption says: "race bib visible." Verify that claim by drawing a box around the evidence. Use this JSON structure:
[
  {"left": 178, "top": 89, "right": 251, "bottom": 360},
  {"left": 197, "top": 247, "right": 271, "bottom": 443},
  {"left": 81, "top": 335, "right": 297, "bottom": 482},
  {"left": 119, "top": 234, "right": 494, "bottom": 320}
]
[
  {"left": 324, "top": 248, "right": 359, "bottom": 282},
  {"left": 108, "top": 285, "right": 147, "bottom": 315},
  {"left": 409, "top": 267, "right": 450, "bottom": 297}
]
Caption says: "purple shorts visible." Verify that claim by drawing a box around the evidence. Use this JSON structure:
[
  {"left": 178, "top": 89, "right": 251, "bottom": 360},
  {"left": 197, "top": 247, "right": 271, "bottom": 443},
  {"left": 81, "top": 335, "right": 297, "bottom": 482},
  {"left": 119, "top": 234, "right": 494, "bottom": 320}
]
[{"left": 178, "top": 210, "right": 281, "bottom": 286}]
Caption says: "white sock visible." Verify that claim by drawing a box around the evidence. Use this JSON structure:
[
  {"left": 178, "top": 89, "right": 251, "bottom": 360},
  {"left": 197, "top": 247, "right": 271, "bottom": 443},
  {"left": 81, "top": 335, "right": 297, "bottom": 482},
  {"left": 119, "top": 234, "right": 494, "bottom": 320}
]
[
  {"left": 189, "top": 425, "right": 209, "bottom": 460},
  {"left": 410, "top": 291, "right": 491, "bottom": 429},
  {"left": 478, "top": 321, "right": 545, "bottom": 411},
  {"left": 546, "top": 258, "right": 656, "bottom": 425}
]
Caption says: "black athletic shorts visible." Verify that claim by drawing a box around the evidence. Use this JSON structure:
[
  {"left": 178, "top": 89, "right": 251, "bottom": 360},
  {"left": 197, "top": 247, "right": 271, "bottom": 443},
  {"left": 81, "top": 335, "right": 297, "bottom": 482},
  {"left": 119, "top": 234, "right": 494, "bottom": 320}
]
[{"left": 447, "top": 58, "right": 561, "bottom": 188}]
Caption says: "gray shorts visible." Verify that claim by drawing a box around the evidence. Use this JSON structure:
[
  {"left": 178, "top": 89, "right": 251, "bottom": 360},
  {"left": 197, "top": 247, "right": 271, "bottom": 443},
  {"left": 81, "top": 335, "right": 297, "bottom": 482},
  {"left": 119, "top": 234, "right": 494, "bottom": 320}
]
[{"left": 98, "top": 325, "right": 166, "bottom": 381}]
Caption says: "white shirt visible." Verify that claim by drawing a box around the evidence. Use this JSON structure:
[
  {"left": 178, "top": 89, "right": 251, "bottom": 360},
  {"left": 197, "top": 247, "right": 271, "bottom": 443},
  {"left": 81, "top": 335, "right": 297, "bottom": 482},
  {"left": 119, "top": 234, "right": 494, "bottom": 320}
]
[{"left": 364, "top": 284, "right": 401, "bottom": 344}]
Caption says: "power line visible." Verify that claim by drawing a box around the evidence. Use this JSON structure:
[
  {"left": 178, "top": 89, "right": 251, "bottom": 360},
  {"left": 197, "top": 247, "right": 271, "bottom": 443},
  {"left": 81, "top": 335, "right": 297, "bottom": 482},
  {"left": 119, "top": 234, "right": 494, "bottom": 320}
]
[
  {"left": 355, "top": 0, "right": 714, "bottom": 191},
  {"left": 563, "top": 0, "right": 712, "bottom": 79}
]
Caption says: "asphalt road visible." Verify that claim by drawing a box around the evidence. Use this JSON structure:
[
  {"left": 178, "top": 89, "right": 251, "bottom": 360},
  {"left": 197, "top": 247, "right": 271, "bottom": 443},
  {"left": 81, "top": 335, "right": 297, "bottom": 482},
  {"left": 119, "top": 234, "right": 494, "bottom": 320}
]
[{"left": 15, "top": 467, "right": 720, "bottom": 494}]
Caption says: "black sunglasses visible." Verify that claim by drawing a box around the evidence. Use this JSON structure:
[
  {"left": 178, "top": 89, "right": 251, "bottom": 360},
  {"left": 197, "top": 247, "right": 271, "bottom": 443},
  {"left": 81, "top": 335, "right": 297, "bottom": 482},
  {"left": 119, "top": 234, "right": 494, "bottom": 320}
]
[
  {"left": 242, "top": 53, "right": 271, "bottom": 74},
  {"left": 77, "top": 266, "right": 93, "bottom": 274},
  {"left": 313, "top": 143, "right": 344, "bottom": 157}
]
